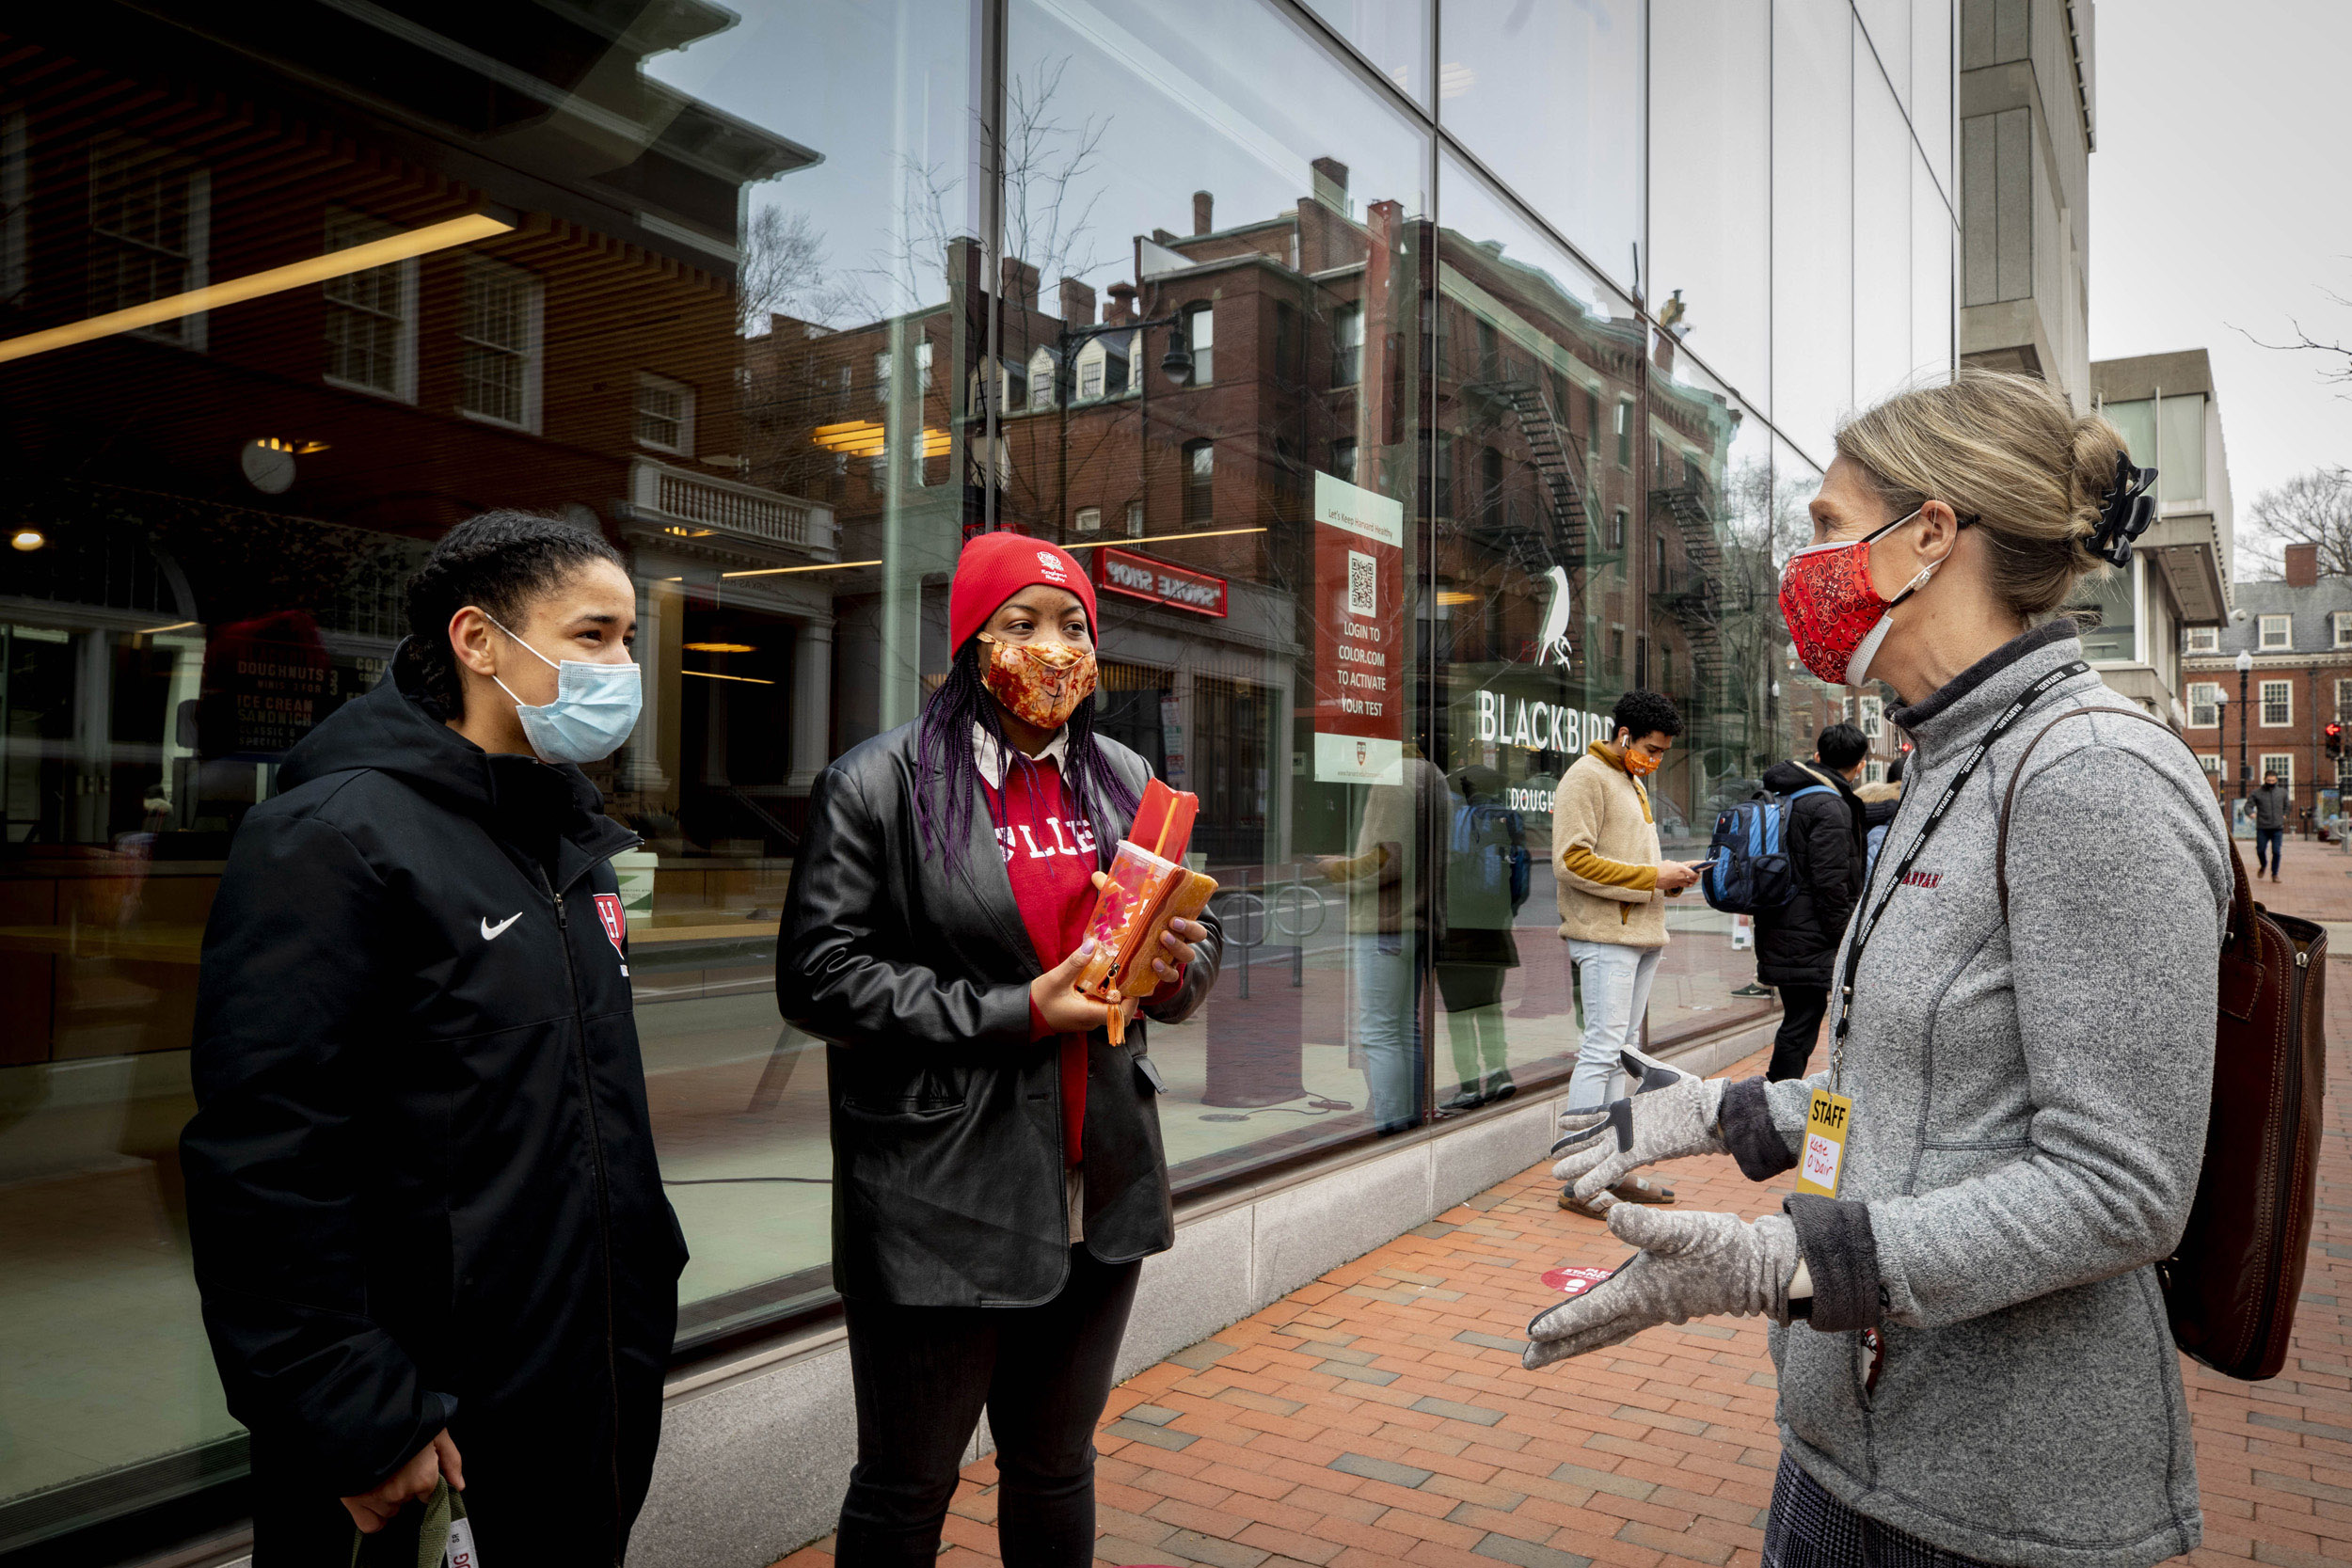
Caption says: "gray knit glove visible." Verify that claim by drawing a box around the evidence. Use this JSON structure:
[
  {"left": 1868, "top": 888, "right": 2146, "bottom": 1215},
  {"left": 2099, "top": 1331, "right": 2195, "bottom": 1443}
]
[
  {"left": 1551, "top": 1059, "right": 1726, "bottom": 1212},
  {"left": 1522, "top": 1207, "right": 1800, "bottom": 1370}
]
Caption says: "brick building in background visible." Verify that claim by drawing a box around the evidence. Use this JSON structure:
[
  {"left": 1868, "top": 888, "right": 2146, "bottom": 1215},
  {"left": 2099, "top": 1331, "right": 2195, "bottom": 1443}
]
[{"left": 2185, "top": 543, "right": 2352, "bottom": 820}]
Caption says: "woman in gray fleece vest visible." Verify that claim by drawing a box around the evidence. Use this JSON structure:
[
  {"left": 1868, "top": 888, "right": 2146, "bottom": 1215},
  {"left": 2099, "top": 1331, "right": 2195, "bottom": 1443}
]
[{"left": 1533, "top": 370, "right": 2232, "bottom": 1568}]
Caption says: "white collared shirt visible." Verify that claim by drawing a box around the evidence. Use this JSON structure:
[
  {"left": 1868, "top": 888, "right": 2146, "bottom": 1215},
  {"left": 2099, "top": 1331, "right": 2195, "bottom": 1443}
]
[{"left": 972, "top": 722, "right": 1070, "bottom": 789}]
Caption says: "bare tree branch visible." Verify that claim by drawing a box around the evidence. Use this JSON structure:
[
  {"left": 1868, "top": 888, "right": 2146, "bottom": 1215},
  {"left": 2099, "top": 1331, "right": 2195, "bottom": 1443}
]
[{"left": 2244, "top": 467, "right": 2352, "bottom": 579}]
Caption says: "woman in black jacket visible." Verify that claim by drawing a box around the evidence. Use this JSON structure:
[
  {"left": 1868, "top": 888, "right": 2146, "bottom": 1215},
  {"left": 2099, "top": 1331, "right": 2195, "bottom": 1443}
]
[
  {"left": 777, "top": 533, "right": 1221, "bottom": 1568},
  {"left": 182, "top": 513, "right": 683, "bottom": 1565},
  {"left": 1753, "top": 722, "right": 1869, "bottom": 1081}
]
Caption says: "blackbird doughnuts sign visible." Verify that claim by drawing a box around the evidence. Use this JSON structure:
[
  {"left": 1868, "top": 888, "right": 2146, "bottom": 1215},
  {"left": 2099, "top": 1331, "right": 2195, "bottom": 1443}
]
[{"left": 1312, "top": 470, "right": 1404, "bottom": 784}]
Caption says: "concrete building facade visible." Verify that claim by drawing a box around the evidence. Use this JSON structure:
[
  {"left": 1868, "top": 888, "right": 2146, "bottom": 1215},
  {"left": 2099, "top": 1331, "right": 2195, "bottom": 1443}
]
[{"left": 1958, "top": 0, "right": 2096, "bottom": 410}]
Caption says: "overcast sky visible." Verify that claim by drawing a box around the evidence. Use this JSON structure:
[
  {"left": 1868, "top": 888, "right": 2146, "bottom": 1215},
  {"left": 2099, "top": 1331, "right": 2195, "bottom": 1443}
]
[{"left": 2089, "top": 0, "right": 2352, "bottom": 524}]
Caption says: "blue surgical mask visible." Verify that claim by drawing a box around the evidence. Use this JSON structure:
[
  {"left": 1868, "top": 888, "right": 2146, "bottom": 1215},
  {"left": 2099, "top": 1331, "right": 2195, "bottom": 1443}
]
[{"left": 485, "top": 615, "right": 643, "bottom": 765}]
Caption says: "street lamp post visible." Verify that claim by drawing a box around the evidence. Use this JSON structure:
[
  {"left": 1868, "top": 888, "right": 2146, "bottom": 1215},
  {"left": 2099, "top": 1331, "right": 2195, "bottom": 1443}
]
[
  {"left": 2237, "top": 647, "right": 2255, "bottom": 801},
  {"left": 1052, "top": 312, "right": 1191, "bottom": 544},
  {"left": 2214, "top": 686, "right": 2229, "bottom": 800}
]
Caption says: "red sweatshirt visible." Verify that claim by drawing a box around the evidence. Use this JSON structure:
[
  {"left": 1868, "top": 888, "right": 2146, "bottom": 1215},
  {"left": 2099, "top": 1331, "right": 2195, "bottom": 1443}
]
[{"left": 983, "top": 757, "right": 1098, "bottom": 1166}]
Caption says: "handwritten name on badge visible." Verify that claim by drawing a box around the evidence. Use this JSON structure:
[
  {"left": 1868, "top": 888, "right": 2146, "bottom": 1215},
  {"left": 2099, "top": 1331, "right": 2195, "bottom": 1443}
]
[{"left": 1796, "top": 1088, "right": 1852, "bottom": 1197}]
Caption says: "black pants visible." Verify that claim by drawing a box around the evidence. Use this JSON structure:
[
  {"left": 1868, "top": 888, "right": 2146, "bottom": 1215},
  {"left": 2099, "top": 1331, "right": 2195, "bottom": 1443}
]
[
  {"left": 837, "top": 1245, "right": 1142, "bottom": 1568},
  {"left": 1768, "top": 984, "right": 1830, "bottom": 1082},
  {"left": 2258, "top": 826, "right": 2283, "bottom": 876}
]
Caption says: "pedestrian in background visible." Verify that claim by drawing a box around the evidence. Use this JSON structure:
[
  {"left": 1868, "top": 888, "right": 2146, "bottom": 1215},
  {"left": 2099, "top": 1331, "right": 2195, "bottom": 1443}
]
[
  {"left": 1538, "top": 369, "right": 2228, "bottom": 1568},
  {"left": 1753, "top": 722, "right": 1868, "bottom": 1082},
  {"left": 183, "top": 513, "right": 682, "bottom": 1564},
  {"left": 776, "top": 534, "right": 1219, "bottom": 1568},
  {"left": 1550, "top": 689, "right": 1706, "bottom": 1216},
  {"left": 1436, "top": 763, "right": 1529, "bottom": 1111},
  {"left": 2250, "top": 769, "right": 2289, "bottom": 882},
  {"left": 1319, "top": 746, "right": 1448, "bottom": 1132}
]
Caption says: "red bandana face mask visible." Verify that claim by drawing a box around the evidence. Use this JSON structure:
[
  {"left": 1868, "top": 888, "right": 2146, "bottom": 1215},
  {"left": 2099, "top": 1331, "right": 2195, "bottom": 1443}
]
[
  {"left": 978, "top": 636, "right": 1099, "bottom": 729},
  {"left": 1778, "top": 508, "right": 1933, "bottom": 689}
]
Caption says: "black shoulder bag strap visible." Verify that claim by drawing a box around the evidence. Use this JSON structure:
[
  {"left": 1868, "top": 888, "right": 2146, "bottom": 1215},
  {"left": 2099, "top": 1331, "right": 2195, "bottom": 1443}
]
[{"left": 1827, "top": 659, "right": 2088, "bottom": 1091}]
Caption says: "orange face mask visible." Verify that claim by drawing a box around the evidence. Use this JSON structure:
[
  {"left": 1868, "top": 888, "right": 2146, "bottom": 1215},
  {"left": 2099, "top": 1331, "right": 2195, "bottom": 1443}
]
[
  {"left": 1618, "top": 740, "right": 1662, "bottom": 778},
  {"left": 978, "top": 635, "right": 1098, "bottom": 730}
]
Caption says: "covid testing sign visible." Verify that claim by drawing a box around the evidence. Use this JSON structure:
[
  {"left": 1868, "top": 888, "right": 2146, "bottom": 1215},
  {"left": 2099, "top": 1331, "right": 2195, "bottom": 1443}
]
[{"left": 1312, "top": 470, "right": 1404, "bottom": 783}]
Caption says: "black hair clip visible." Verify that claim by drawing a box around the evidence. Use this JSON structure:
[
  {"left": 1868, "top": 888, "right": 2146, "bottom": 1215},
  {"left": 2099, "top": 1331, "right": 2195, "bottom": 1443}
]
[{"left": 2087, "top": 452, "right": 2155, "bottom": 568}]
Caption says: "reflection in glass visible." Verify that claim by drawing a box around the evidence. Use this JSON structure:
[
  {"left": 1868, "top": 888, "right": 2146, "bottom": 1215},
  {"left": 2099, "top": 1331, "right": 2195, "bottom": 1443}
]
[
  {"left": 1773, "top": 0, "right": 1854, "bottom": 468},
  {"left": 1913, "top": 151, "right": 1957, "bottom": 376},
  {"left": 1440, "top": 0, "right": 1645, "bottom": 292},
  {"left": 1913, "top": 0, "right": 1956, "bottom": 197},
  {"left": 1299, "top": 0, "right": 1434, "bottom": 108},
  {"left": 1648, "top": 0, "right": 1772, "bottom": 410},
  {"left": 1853, "top": 40, "right": 1915, "bottom": 406},
  {"left": 987, "top": 0, "right": 1434, "bottom": 1170}
]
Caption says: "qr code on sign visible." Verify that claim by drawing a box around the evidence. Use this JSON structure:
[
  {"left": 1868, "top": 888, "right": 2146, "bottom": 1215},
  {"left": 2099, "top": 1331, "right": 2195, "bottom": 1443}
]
[{"left": 1347, "top": 549, "right": 1376, "bottom": 616}]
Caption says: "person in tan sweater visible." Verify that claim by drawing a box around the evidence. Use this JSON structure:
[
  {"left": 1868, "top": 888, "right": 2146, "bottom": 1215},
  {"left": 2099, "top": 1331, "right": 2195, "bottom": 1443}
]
[{"left": 1551, "top": 691, "right": 1704, "bottom": 1147}]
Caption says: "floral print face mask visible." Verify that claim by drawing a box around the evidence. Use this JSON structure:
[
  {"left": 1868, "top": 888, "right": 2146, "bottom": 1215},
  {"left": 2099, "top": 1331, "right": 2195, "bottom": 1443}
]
[
  {"left": 978, "top": 635, "right": 1099, "bottom": 730},
  {"left": 1778, "top": 506, "right": 1938, "bottom": 689}
]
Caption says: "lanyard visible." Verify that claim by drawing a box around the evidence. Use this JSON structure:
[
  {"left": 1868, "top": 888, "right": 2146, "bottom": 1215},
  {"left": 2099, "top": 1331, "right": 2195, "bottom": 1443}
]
[{"left": 1828, "top": 659, "right": 2088, "bottom": 1091}]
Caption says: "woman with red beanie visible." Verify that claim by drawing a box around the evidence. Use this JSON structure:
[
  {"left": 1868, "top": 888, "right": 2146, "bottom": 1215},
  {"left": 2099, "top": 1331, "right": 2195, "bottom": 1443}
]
[{"left": 777, "top": 531, "right": 1222, "bottom": 1568}]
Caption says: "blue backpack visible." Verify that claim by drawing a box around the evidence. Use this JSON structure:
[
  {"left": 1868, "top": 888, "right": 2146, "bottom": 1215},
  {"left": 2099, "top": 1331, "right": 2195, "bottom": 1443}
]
[
  {"left": 1448, "top": 800, "right": 1532, "bottom": 926},
  {"left": 1700, "top": 782, "right": 1836, "bottom": 915}
]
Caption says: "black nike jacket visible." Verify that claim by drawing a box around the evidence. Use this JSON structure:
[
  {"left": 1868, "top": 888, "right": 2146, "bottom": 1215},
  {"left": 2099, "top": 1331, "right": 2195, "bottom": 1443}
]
[
  {"left": 776, "top": 722, "right": 1223, "bottom": 1307},
  {"left": 181, "top": 649, "right": 683, "bottom": 1566}
]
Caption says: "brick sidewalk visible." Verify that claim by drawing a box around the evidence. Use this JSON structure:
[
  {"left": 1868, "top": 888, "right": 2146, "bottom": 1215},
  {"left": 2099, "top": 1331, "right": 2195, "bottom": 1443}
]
[
  {"left": 775, "top": 968, "right": 2349, "bottom": 1568},
  {"left": 2261, "top": 831, "right": 2352, "bottom": 924}
]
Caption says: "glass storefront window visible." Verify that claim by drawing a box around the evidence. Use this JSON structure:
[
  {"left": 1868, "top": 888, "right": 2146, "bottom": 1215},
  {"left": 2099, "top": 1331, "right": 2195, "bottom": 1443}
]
[
  {"left": 1649, "top": 0, "right": 1772, "bottom": 411},
  {"left": 1854, "top": 30, "right": 1917, "bottom": 406},
  {"left": 1438, "top": 0, "right": 1645, "bottom": 294},
  {"left": 1773, "top": 0, "right": 1855, "bottom": 469},
  {"left": 989, "top": 0, "right": 1435, "bottom": 1173},
  {"left": 1298, "top": 0, "right": 1434, "bottom": 110},
  {"left": 0, "top": 0, "right": 1956, "bottom": 1554},
  {"left": 1915, "top": 150, "right": 1957, "bottom": 374}
]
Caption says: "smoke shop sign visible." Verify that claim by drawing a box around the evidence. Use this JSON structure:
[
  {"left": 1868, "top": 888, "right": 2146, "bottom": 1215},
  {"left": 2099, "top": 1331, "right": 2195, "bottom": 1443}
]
[
  {"left": 1472, "top": 689, "right": 1610, "bottom": 754},
  {"left": 1093, "top": 546, "right": 1228, "bottom": 616}
]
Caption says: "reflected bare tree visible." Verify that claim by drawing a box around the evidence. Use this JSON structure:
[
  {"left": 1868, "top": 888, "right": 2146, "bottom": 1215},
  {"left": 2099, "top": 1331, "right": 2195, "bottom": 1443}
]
[{"left": 737, "top": 58, "right": 1114, "bottom": 509}]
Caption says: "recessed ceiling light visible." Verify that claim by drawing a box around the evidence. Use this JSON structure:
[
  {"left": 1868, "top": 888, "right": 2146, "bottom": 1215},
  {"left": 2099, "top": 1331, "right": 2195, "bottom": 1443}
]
[{"left": 10, "top": 529, "right": 44, "bottom": 552}]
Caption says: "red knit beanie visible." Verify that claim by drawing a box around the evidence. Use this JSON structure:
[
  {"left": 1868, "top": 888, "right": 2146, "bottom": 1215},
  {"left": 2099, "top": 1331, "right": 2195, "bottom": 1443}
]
[{"left": 947, "top": 532, "right": 1097, "bottom": 652}]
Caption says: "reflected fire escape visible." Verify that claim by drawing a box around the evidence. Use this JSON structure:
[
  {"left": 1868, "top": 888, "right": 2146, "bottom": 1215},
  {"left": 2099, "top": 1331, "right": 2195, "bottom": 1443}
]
[
  {"left": 1647, "top": 475, "right": 1733, "bottom": 711},
  {"left": 1459, "top": 362, "right": 1589, "bottom": 603}
]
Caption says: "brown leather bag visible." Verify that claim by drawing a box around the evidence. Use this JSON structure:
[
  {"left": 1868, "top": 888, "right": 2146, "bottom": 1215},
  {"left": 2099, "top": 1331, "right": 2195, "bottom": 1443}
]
[{"left": 1997, "top": 705, "right": 2327, "bottom": 1381}]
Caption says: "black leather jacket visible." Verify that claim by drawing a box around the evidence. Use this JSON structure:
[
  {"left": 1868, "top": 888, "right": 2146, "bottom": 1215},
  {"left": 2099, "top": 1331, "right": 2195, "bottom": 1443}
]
[{"left": 776, "top": 721, "right": 1222, "bottom": 1307}]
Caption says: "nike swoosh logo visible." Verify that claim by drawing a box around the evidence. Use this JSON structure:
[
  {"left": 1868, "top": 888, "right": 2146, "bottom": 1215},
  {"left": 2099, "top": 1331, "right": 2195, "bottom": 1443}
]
[{"left": 481, "top": 912, "right": 523, "bottom": 941}]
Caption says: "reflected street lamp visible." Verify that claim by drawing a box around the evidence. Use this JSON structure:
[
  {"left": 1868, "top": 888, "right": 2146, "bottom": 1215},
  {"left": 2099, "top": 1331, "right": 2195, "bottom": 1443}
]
[{"left": 2238, "top": 648, "right": 2255, "bottom": 800}]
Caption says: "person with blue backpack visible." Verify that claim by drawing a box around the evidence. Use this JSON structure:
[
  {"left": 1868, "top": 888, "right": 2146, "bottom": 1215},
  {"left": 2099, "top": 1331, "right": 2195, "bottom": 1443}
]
[{"left": 1752, "top": 723, "right": 1869, "bottom": 1081}]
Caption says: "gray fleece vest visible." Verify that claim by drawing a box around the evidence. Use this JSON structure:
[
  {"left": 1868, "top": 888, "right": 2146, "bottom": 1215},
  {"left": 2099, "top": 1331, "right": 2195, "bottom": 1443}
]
[{"left": 1763, "top": 625, "right": 2231, "bottom": 1568}]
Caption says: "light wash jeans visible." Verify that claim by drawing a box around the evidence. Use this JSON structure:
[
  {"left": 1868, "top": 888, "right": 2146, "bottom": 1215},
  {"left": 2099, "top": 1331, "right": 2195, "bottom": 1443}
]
[
  {"left": 1565, "top": 939, "right": 1662, "bottom": 1110},
  {"left": 1351, "top": 932, "right": 1423, "bottom": 1130}
]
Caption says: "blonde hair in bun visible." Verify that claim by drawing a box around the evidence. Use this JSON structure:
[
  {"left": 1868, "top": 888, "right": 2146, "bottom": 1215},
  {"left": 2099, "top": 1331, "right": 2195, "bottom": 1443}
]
[{"left": 1834, "top": 368, "right": 2128, "bottom": 621}]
